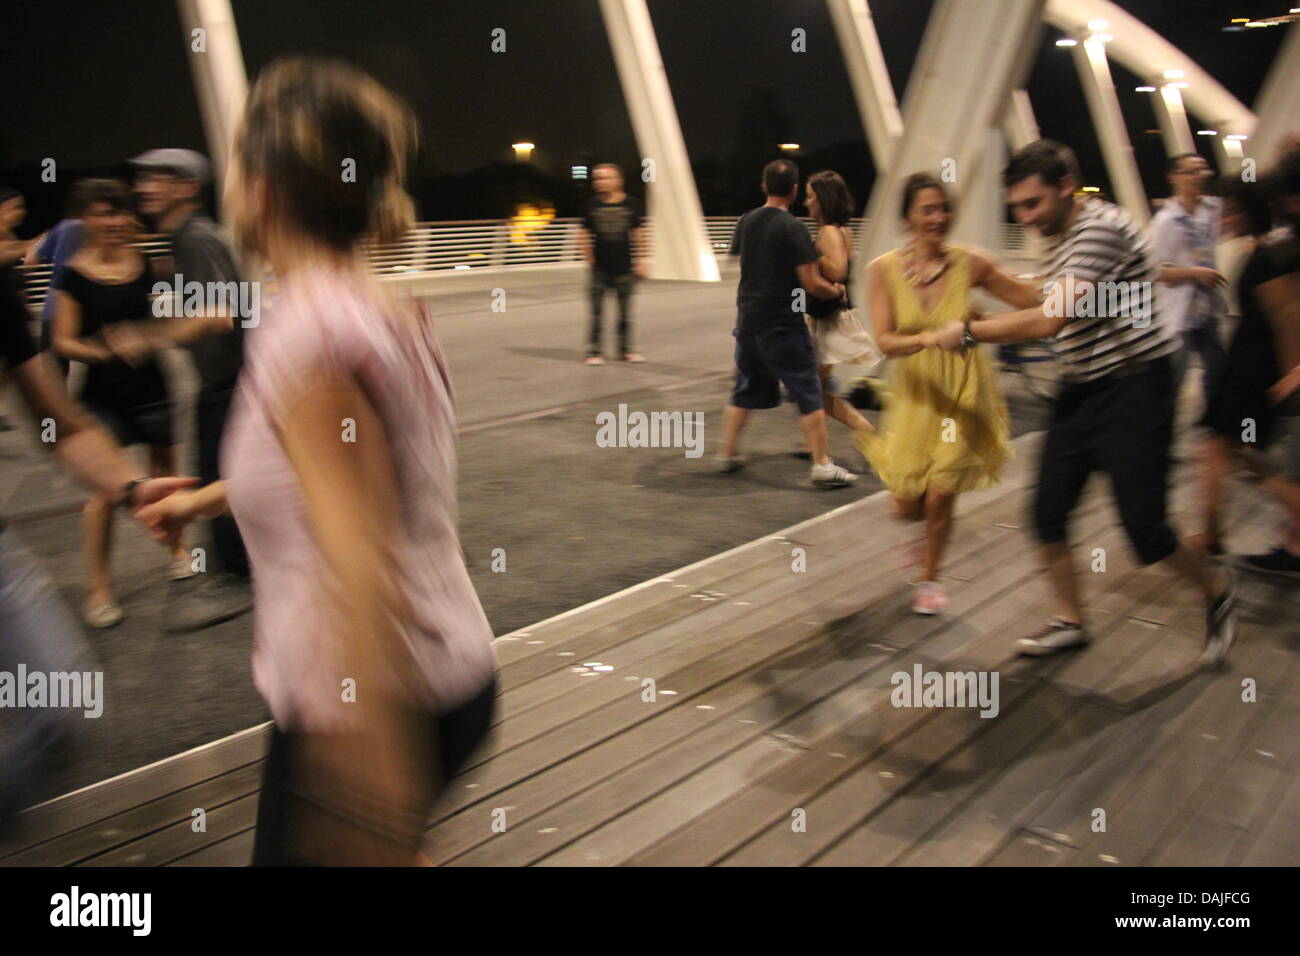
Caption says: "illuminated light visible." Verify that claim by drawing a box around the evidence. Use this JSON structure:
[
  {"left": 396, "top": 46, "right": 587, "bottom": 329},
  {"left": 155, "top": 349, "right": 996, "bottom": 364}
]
[
  {"left": 1135, "top": 86, "right": 1157, "bottom": 92},
  {"left": 779, "top": 143, "right": 800, "bottom": 151},
  {"left": 1197, "top": 130, "right": 1218, "bottom": 136},
  {"left": 511, "top": 142, "right": 535, "bottom": 162},
  {"left": 1225, "top": 134, "right": 1248, "bottom": 141},
  {"left": 1230, "top": 17, "right": 1249, "bottom": 22},
  {"left": 571, "top": 165, "right": 588, "bottom": 180},
  {"left": 1089, "top": 32, "right": 1114, "bottom": 42},
  {"left": 1081, "top": 186, "right": 1101, "bottom": 193},
  {"left": 1168, "top": 82, "right": 1189, "bottom": 89},
  {"left": 1163, "top": 69, "right": 1184, "bottom": 79},
  {"left": 508, "top": 202, "right": 555, "bottom": 244},
  {"left": 1055, "top": 37, "right": 1078, "bottom": 46}
]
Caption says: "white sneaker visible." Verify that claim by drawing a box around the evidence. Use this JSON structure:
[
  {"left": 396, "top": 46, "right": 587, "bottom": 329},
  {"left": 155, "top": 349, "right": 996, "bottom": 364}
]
[
  {"left": 811, "top": 460, "right": 858, "bottom": 488},
  {"left": 911, "top": 581, "right": 949, "bottom": 615},
  {"left": 1016, "top": 619, "right": 1089, "bottom": 656}
]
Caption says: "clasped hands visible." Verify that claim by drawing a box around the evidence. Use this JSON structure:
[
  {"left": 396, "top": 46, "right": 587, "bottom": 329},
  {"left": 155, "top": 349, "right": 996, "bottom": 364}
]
[{"left": 918, "top": 313, "right": 979, "bottom": 353}]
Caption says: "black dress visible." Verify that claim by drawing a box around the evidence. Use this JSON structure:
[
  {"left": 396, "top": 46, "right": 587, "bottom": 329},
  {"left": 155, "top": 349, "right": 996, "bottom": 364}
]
[
  {"left": 1200, "top": 238, "right": 1295, "bottom": 446},
  {"left": 58, "top": 264, "right": 172, "bottom": 447}
]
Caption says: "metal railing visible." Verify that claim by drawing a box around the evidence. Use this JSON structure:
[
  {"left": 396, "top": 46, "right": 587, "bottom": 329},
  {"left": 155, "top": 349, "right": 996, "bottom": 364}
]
[{"left": 19, "top": 217, "right": 1033, "bottom": 311}]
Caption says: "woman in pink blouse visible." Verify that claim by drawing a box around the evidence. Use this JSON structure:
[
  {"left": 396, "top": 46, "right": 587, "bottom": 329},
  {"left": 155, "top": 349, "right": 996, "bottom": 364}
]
[{"left": 140, "top": 58, "right": 497, "bottom": 865}]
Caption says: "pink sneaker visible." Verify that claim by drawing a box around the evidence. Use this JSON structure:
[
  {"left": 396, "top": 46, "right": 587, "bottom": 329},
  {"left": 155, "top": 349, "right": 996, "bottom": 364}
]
[{"left": 911, "top": 581, "right": 948, "bottom": 616}]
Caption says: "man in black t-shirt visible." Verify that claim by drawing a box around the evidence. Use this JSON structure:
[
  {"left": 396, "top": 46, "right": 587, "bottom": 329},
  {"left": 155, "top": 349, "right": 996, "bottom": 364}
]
[
  {"left": 580, "top": 164, "right": 644, "bottom": 364},
  {"left": 717, "top": 159, "right": 857, "bottom": 488}
]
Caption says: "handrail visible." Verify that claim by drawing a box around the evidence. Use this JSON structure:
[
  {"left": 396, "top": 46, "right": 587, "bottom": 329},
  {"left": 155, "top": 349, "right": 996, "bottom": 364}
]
[{"left": 17, "top": 218, "right": 1033, "bottom": 310}]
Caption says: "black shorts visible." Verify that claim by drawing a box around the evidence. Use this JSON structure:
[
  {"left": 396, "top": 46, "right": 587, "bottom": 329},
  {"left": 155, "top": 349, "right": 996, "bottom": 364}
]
[
  {"left": 731, "top": 324, "right": 824, "bottom": 416},
  {"left": 86, "top": 400, "right": 173, "bottom": 448},
  {"left": 1033, "top": 357, "right": 1178, "bottom": 566}
]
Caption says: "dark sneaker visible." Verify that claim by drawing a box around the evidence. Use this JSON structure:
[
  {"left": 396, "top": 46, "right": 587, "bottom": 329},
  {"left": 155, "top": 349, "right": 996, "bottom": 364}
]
[
  {"left": 1202, "top": 568, "right": 1239, "bottom": 667},
  {"left": 715, "top": 454, "right": 747, "bottom": 474},
  {"left": 164, "top": 574, "right": 253, "bottom": 634},
  {"left": 1237, "top": 548, "right": 1300, "bottom": 580},
  {"left": 1016, "top": 619, "right": 1089, "bottom": 656}
]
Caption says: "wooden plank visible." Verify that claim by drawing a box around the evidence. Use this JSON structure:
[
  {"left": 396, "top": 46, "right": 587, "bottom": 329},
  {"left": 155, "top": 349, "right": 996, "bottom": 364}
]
[
  {"left": 0, "top": 724, "right": 269, "bottom": 860},
  {"left": 169, "top": 829, "right": 254, "bottom": 867},
  {"left": 716, "top": 555, "right": 1173, "bottom": 867},
  {"left": 79, "top": 794, "right": 259, "bottom": 867},
  {"left": 2, "top": 762, "right": 263, "bottom": 867},
  {"left": 440, "top": 520, "right": 1044, "bottom": 865}
]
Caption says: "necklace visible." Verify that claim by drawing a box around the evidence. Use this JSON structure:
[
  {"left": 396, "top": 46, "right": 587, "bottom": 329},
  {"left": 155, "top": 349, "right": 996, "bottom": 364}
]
[{"left": 900, "top": 240, "right": 948, "bottom": 287}]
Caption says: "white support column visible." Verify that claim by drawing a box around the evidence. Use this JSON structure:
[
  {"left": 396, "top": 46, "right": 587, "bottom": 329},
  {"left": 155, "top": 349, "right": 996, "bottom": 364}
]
[
  {"left": 1151, "top": 85, "right": 1196, "bottom": 158},
  {"left": 825, "top": 0, "right": 903, "bottom": 170},
  {"left": 1213, "top": 135, "right": 1245, "bottom": 175},
  {"left": 1071, "top": 35, "right": 1148, "bottom": 226},
  {"left": 1002, "top": 89, "right": 1041, "bottom": 150},
  {"left": 854, "top": 0, "right": 1046, "bottom": 274},
  {"left": 176, "top": 0, "right": 248, "bottom": 208},
  {"left": 598, "top": 0, "right": 718, "bottom": 282},
  {"left": 1249, "top": 21, "right": 1300, "bottom": 167}
]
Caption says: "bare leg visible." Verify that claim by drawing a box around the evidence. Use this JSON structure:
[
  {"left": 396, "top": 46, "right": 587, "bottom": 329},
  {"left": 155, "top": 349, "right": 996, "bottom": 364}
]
[
  {"left": 84, "top": 492, "right": 114, "bottom": 606},
  {"left": 1161, "top": 542, "right": 1227, "bottom": 599},
  {"left": 893, "top": 496, "right": 924, "bottom": 522},
  {"left": 820, "top": 365, "right": 873, "bottom": 436},
  {"left": 921, "top": 486, "right": 956, "bottom": 581},
  {"left": 798, "top": 408, "right": 832, "bottom": 466},
  {"left": 150, "top": 444, "right": 186, "bottom": 562},
  {"left": 1041, "top": 541, "right": 1084, "bottom": 625},
  {"left": 720, "top": 405, "right": 751, "bottom": 458},
  {"left": 1200, "top": 435, "right": 1229, "bottom": 551}
]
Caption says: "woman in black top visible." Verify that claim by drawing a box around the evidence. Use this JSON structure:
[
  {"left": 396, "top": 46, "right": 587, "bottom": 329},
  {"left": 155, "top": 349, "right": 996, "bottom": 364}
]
[
  {"left": 1198, "top": 178, "right": 1276, "bottom": 557},
  {"left": 51, "top": 179, "right": 189, "bottom": 628}
]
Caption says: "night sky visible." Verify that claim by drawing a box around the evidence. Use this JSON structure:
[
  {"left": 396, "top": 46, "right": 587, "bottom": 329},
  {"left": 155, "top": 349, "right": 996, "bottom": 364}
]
[{"left": 1, "top": 0, "right": 1289, "bottom": 226}]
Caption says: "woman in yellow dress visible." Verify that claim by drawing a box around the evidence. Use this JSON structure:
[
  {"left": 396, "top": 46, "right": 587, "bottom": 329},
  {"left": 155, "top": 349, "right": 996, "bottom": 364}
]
[{"left": 856, "top": 173, "right": 1042, "bottom": 615}]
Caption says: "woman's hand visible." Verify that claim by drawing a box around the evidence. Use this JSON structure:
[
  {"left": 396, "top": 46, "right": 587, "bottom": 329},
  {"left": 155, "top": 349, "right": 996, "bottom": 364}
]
[
  {"left": 1269, "top": 365, "right": 1300, "bottom": 405},
  {"left": 103, "top": 323, "right": 156, "bottom": 367},
  {"left": 134, "top": 489, "right": 205, "bottom": 544}
]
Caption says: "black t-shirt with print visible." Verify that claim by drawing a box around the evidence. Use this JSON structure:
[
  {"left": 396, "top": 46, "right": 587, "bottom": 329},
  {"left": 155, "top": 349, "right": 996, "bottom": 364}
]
[
  {"left": 582, "top": 196, "right": 643, "bottom": 275},
  {"left": 729, "top": 206, "right": 820, "bottom": 332}
]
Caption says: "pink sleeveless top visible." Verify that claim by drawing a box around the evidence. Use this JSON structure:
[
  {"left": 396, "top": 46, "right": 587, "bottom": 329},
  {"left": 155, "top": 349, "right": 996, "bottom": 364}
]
[{"left": 222, "top": 266, "right": 496, "bottom": 733}]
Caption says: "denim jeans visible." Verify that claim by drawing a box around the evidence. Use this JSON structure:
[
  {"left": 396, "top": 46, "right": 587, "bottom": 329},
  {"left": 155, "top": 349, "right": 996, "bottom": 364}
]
[
  {"left": 0, "top": 529, "right": 94, "bottom": 829},
  {"left": 1170, "top": 324, "right": 1227, "bottom": 409},
  {"left": 588, "top": 268, "right": 635, "bottom": 356}
]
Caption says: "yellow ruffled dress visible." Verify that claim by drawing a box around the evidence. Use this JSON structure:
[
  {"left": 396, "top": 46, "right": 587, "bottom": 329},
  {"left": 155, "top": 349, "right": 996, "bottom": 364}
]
[{"left": 854, "top": 246, "right": 1012, "bottom": 500}]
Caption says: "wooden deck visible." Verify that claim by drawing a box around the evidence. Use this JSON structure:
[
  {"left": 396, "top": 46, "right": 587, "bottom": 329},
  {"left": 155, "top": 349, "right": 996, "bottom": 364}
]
[{"left": 4, "top": 431, "right": 1298, "bottom": 867}]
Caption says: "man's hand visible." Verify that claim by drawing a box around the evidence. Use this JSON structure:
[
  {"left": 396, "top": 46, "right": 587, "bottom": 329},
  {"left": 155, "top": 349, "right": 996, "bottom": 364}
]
[
  {"left": 935, "top": 320, "right": 966, "bottom": 352},
  {"left": 1191, "top": 267, "right": 1226, "bottom": 288}
]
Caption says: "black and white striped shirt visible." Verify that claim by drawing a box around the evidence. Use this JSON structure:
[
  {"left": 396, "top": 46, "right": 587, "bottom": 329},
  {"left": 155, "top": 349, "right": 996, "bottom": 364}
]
[{"left": 1045, "top": 199, "right": 1175, "bottom": 382}]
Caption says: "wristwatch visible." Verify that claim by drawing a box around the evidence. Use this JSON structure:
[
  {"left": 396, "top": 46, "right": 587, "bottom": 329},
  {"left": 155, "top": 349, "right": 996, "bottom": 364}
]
[
  {"left": 961, "top": 319, "right": 979, "bottom": 350},
  {"left": 119, "top": 476, "right": 149, "bottom": 511}
]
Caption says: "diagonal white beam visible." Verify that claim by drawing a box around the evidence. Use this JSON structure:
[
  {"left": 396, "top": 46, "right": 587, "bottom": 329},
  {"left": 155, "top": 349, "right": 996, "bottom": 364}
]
[
  {"left": 853, "top": 0, "right": 1046, "bottom": 275},
  {"left": 177, "top": 0, "right": 248, "bottom": 208},
  {"left": 598, "top": 0, "right": 718, "bottom": 282},
  {"left": 1151, "top": 84, "right": 1196, "bottom": 158},
  {"left": 1250, "top": 21, "right": 1300, "bottom": 166},
  {"left": 1071, "top": 35, "right": 1148, "bottom": 225},
  {"left": 826, "top": 0, "right": 904, "bottom": 170}
]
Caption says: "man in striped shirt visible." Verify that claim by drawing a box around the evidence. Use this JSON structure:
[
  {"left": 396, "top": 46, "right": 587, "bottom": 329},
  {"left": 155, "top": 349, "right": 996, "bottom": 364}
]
[{"left": 934, "top": 139, "right": 1236, "bottom": 663}]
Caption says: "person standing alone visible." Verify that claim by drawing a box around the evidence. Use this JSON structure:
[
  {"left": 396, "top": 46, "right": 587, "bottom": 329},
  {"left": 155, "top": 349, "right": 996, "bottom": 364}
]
[{"left": 581, "top": 163, "right": 645, "bottom": 365}]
